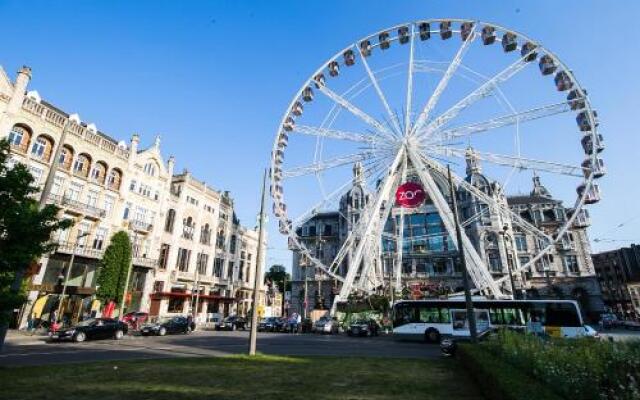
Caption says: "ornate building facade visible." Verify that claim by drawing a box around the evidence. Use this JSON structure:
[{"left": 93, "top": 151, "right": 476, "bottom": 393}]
[
  {"left": 0, "top": 64, "right": 266, "bottom": 327},
  {"left": 291, "top": 150, "right": 603, "bottom": 321}
]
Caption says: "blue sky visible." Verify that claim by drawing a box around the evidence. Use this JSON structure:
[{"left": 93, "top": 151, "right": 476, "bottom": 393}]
[{"left": 2, "top": 1, "right": 639, "bottom": 269}]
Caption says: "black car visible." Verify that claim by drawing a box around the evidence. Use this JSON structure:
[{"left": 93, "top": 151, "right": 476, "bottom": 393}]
[
  {"left": 50, "top": 318, "right": 128, "bottom": 342},
  {"left": 347, "top": 319, "right": 379, "bottom": 337},
  {"left": 216, "top": 316, "right": 247, "bottom": 331},
  {"left": 140, "top": 316, "right": 192, "bottom": 336},
  {"left": 258, "top": 317, "right": 282, "bottom": 332}
]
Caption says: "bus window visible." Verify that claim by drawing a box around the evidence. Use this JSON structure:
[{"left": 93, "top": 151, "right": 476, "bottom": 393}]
[
  {"left": 419, "top": 307, "right": 441, "bottom": 323},
  {"left": 489, "top": 307, "right": 504, "bottom": 324},
  {"left": 439, "top": 307, "right": 451, "bottom": 323},
  {"left": 546, "top": 302, "right": 581, "bottom": 327},
  {"left": 452, "top": 311, "right": 468, "bottom": 330},
  {"left": 393, "top": 304, "right": 414, "bottom": 327},
  {"left": 503, "top": 308, "right": 525, "bottom": 326}
]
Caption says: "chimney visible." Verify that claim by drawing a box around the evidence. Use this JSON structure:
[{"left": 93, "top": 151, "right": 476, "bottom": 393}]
[{"left": 167, "top": 155, "right": 175, "bottom": 176}]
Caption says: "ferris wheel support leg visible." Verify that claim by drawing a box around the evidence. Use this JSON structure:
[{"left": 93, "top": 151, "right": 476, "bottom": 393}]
[
  {"left": 330, "top": 148, "right": 406, "bottom": 316},
  {"left": 394, "top": 154, "right": 408, "bottom": 292},
  {"left": 406, "top": 148, "right": 503, "bottom": 298}
]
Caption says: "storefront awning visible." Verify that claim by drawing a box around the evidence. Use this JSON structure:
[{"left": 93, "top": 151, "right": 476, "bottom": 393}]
[{"left": 150, "top": 292, "right": 235, "bottom": 302}]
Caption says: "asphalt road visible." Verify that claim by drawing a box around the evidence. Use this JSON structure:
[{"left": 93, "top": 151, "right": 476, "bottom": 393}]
[{"left": 0, "top": 330, "right": 442, "bottom": 367}]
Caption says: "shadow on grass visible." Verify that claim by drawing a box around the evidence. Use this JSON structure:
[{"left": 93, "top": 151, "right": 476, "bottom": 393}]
[{"left": 1, "top": 355, "right": 483, "bottom": 400}]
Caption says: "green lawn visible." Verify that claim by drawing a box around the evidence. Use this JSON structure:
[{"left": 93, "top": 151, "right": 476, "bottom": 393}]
[{"left": 0, "top": 355, "right": 483, "bottom": 400}]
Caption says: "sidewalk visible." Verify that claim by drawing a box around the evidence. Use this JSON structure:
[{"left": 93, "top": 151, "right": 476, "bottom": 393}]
[{"left": 5, "top": 329, "right": 49, "bottom": 346}]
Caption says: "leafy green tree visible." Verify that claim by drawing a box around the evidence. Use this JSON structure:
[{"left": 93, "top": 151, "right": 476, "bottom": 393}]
[
  {"left": 96, "top": 231, "right": 131, "bottom": 306},
  {"left": 0, "top": 138, "right": 72, "bottom": 349},
  {"left": 264, "top": 264, "right": 291, "bottom": 292}
]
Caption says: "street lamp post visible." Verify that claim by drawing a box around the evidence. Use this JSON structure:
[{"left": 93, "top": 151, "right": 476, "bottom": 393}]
[
  {"left": 56, "top": 231, "right": 90, "bottom": 325},
  {"left": 248, "top": 169, "right": 268, "bottom": 356}
]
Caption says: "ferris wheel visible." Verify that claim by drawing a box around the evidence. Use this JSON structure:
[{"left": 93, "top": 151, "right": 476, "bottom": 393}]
[{"left": 269, "top": 19, "right": 604, "bottom": 312}]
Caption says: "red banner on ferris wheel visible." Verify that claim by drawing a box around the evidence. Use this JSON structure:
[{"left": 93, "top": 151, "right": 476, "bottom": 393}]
[{"left": 395, "top": 182, "right": 426, "bottom": 208}]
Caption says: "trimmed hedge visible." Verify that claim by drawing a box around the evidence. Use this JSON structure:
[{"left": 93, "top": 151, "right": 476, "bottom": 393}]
[{"left": 458, "top": 343, "right": 562, "bottom": 400}]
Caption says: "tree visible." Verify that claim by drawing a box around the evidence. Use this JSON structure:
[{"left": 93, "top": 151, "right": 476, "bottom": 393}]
[
  {"left": 96, "top": 231, "right": 131, "bottom": 306},
  {"left": 264, "top": 264, "right": 291, "bottom": 292},
  {"left": 0, "top": 139, "right": 72, "bottom": 350}
]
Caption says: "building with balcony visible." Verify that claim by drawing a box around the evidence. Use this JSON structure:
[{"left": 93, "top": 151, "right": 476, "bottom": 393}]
[
  {"left": 0, "top": 64, "right": 265, "bottom": 327},
  {"left": 592, "top": 244, "right": 640, "bottom": 320}
]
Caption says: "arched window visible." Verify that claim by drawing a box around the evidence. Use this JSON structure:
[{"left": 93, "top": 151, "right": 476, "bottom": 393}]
[
  {"left": 165, "top": 209, "right": 176, "bottom": 233},
  {"left": 73, "top": 153, "right": 91, "bottom": 177},
  {"left": 200, "top": 223, "right": 211, "bottom": 245},
  {"left": 90, "top": 161, "right": 108, "bottom": 184},
  {"left": 182, "top": 216, "right": 195, "bottom": 240},
  {"left": 106, "top": 169, "right": 122, "bottom": 190},
  {"left": 8, "top": 125, "right": 31, "bottom": 152},
  {"left": 143, "top": 162, "right": 156, "bottom": 176},
  {"left": 58, "top": 145, "right": 74, "bottom": 170},
  {"left": 31, "top": 135, "right": 54, "bottom": 161}
]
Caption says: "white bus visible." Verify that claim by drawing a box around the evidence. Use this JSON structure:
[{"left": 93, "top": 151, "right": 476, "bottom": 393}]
[{"left": 392, "top": 299, "right": 594, "bottom": 342}]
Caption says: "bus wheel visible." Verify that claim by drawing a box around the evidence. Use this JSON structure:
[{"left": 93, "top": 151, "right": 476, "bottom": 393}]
[{"left": 425, "top": 328, "right": 440, "bottom": 343}]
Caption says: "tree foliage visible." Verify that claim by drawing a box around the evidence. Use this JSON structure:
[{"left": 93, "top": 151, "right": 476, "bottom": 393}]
[
  {"left": 96, "top": 231, "right": 131, "bottom": 305},
  {"left": 0, "top": 139, "right": 72, "bottom": 322},
  {"left": 264, "top": 264, "right": 291, "bottom": 292}
]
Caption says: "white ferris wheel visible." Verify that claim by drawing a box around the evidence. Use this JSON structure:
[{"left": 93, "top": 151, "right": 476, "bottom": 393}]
[{"left": 269, "top": 19, "right": 604, "bottom": 313}]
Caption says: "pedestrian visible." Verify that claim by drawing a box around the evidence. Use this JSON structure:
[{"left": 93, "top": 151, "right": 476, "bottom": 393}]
[
  {"left": 26, "top": 311, "right": 35, "bottom": 334},
  {"left": 296, "top": 313, "right": 302, "bottom": 334},
  {"left": 187, "top": 314, "right": 194, "bottom": 332}
]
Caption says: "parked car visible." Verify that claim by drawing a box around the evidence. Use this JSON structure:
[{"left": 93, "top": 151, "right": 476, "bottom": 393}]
[
  {"left": 216, "top": 316, "right": 247, "bottom": 331},
  {"left": 313, "top": 316, "right": 339, "bottom": 334},
  {"left": 140, "top": 316, "right": 192, "bottom": 336},
  {"left": 122, "top": 312, "right": 149, "bottom": 328},
  {"left": 258, "top": 317, "right": 281, "bottom": 332},
  {"left": 347, "top": 319, "right": 379, "bottom": 337},
  {"left": 50, "top": 318, "right": 128, "bottom": 342},
  {"left": 300, "top": 318, "right": 313, "bottom": 333},
  {"left": 600, "top": 313, "right": 622, "bottom": 329}
]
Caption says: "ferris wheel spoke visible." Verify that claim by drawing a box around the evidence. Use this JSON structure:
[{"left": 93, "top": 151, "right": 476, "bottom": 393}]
[
  {"left": 415, "top": 48, "right": 536, "bottom": 142},
  {"left": 359, "top": 45, "right": 403, "bottom": 136},
  {"left": 411, "top": 24, "right": 477, "bottom": 137},
  {"left": 317, "top": 85, "right": 397, "bottom": 141},
  {"left": 426, "top": 146, "right": 584, "bottom": 177},
  {"left": 431, "top": 101, "right": 572, "bottom": 143},
  {"left": 283, "top": 151, "right": 385, "bottom": 179},
  {"left": 404, "top": 23, "right": 417, "bottom": 136},
  {"left": 406, "top": 147, "right": 503, "bottom": 297},
  {"left": 420, "top": 154, "right": 553, "bottom": 243},
  {"left": 293, "top": 125, "right": 384, "bottom": 145},
  {"left": 289, "top": 158, "right": 388, "bottom": 227}
]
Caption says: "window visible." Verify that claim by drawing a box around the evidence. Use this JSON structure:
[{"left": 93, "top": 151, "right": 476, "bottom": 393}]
[
  {"left": 196, "top": 253, "right": 209, "bottom": 275},
  {"left": 158, "top": 244, "right": 170, "bottom": 270},
  {"left": 563, "top": 255, "right": 580, "bottom": 274},
  {"left": 433, "top": 259, "right": 448, "bottom": 275},
  {"left": 107, "top": 170, "right": 121, "bottom": 190},
  {"left": 515, "top": 235, "right": 528, "bottom": 252},
  {"left": 153, "top": 281, "right": 164, "bottom": 293},
  {"left": 123, "top": 202, "right": 132, "bottom": 220},
  {"left": 134, "top": 206, "right": 147, "bottom": 223},
  {"left": 77, "top": 222, "right": 91, "bottom": 246},
  {"left": 31, "top": 137, "right": 47, "bottom": 158},
  {"left": 28, "top": 166, "right": 44, "bottom": 185},
  {"left": 65, "top": 182, "right": 83, "bottom": 201},
  {"left": 488, "top": 251, "right": 502, "bottom": 272},
  {"left": 168, "top": 296, "right": 184, "bottom": 313},
  {"left": 73, "top": 154, "right": 90, "bottom": 176},
  {"left": 90, "top": 165, "right": 101, "bottom": 182},
  {"left": 214, "top": 258, "right": 224, "bottom": 277},
  {"left": 165, "top": 209, "right": 176, "bottom": 233},
  {"left": 86, "top": 190, "right": 99, "bottom": 208},
  {"left": 51, "top": 177, "right": 64, "bottom": 196},
  {"left": 238, "top": 260, "right": 245, "bottom": 281},
  {"left": 182, "top": 217, "right": 195, "bottom": 240},
  {"left": 177, "top": 248, "right": 191, "bottom": 272},
  {"left": 93, "top": 228, "right": 107, "bottom": 250},
  {"left": 103, "top": 195, "right": 115, "bottom": 216},
  {"left": 143, "top": 162, "right": 156, "bottom": 176},
  {"left": 58, "top": 146, "right": 73, "bottom": 169},
  {"left": 200, "top": 224, "right": 211, "bottom": 245},
  {"left": 129, "top": 179, "right": 137, "bottom": 191},
  {"left": 8, "top": 126, "right": 27, "bottom": 147}
]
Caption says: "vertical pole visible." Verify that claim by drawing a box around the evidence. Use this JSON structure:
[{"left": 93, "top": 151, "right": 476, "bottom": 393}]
[
  {"left": 249, "top": 168, "right": 267, "bottom": 356},
  {"left": 281, "top": 275, "right": 286, "bottom": 317},
  {"left": 447, "top": 165, "right": 477, "bottom": 343},
  {"left": 304, "top": 274, "right": 308, "bottom": 319},
  {"left": 193, "top": 269, "right": 201, "bottom": 319}
]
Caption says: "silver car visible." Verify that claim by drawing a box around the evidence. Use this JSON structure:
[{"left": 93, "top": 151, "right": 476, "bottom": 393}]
[{"left": 313, "top": 317, "right": 339, "bottom": 334}]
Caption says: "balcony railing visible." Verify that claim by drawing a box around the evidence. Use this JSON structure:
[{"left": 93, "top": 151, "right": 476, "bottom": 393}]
[
  {"left": 132, "top": 256, "right": 158, "bottom": 269},
  {"left": 55, "top": 241, "right": 105, "bottom": 259},
  {"left": 48, "top": 195, "right": 106, "bottom": 218},
  {"left": 130, "top": 219, "right": 153, "bottom": 232}
]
